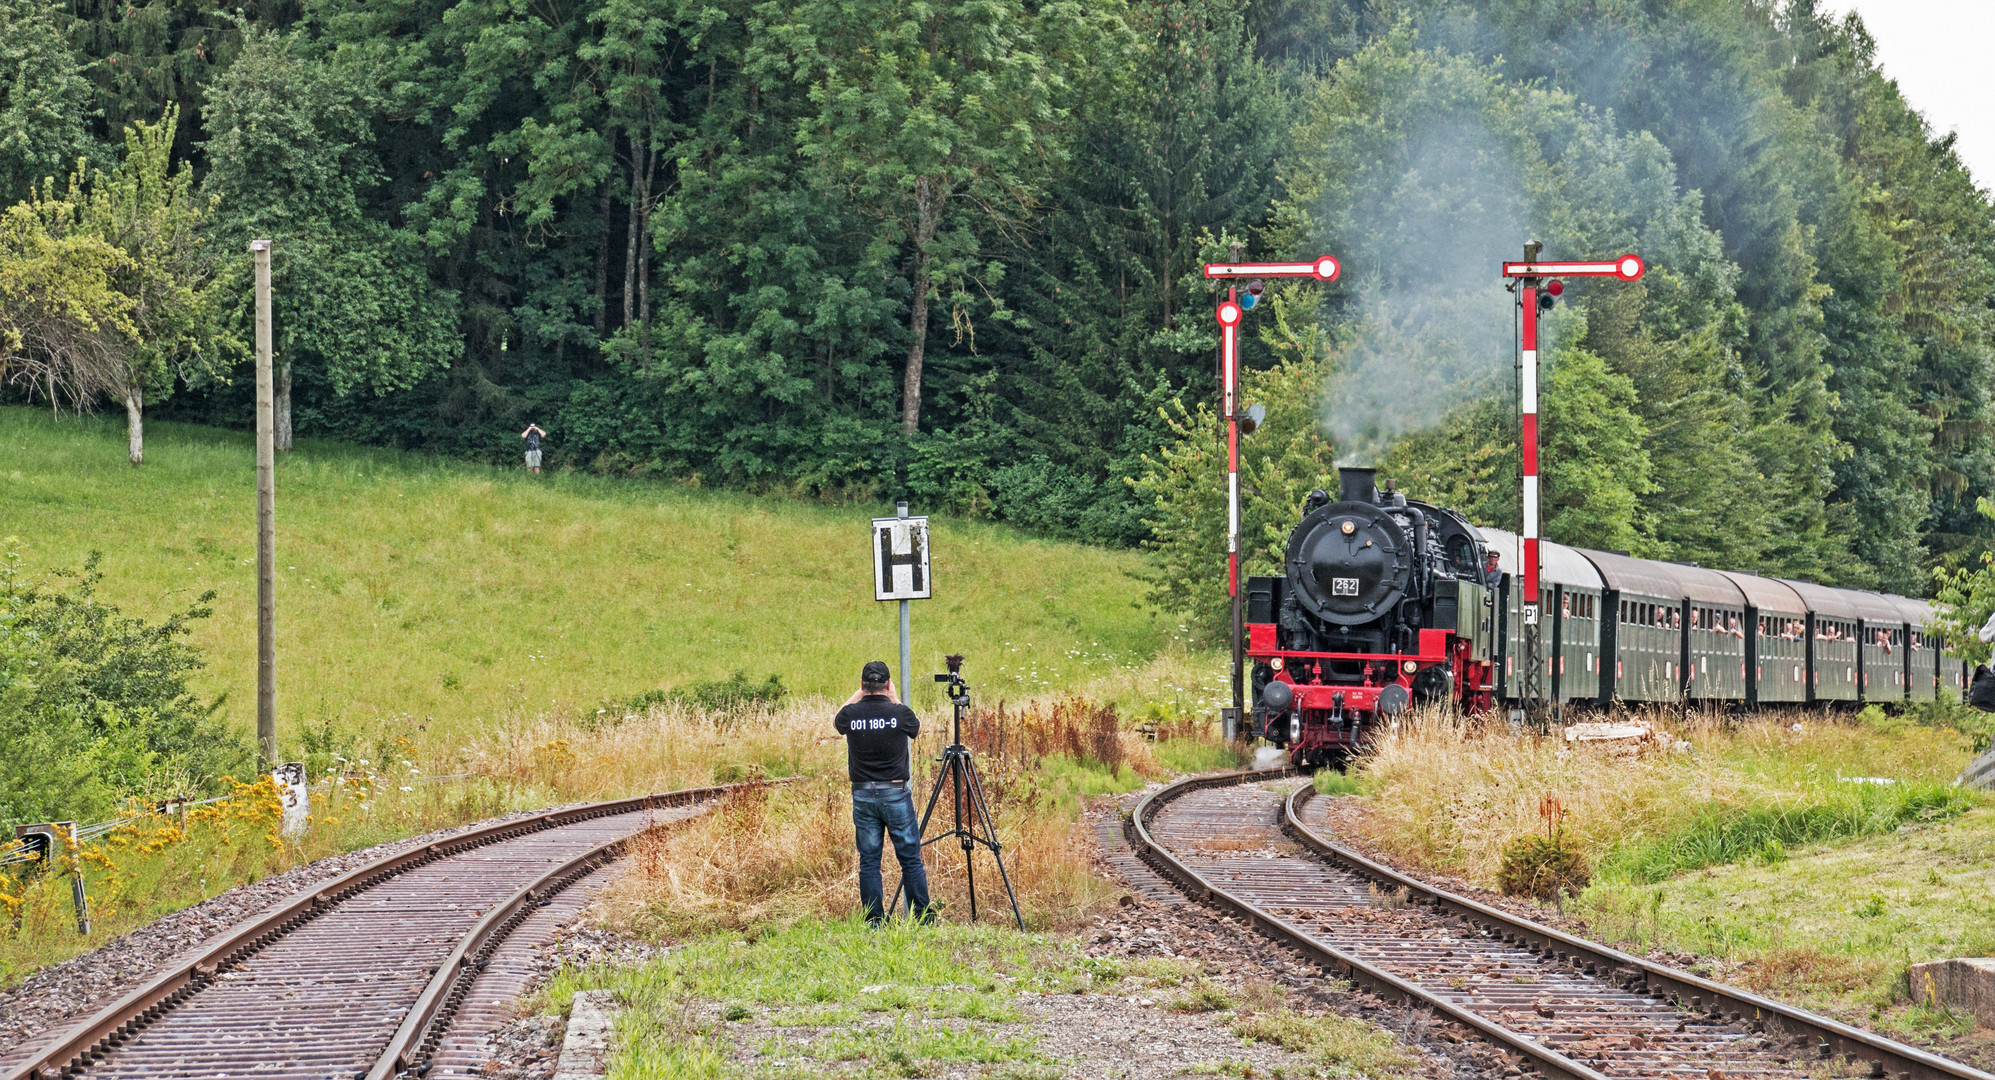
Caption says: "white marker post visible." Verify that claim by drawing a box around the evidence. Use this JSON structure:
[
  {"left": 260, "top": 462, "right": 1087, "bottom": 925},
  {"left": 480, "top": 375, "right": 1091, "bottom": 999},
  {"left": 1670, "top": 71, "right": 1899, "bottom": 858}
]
[
  {"left": 273, "top": 762, "right": 309, "bottom": 841},
  {"left": 872, "top": 505, "right": 932, "bottom": 697}
]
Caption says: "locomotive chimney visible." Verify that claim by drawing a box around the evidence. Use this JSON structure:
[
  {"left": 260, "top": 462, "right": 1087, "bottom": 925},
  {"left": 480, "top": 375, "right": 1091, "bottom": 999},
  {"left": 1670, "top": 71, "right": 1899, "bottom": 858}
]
[{"left": 1338, "top": 466, "right": 1377, "bottom": 505}]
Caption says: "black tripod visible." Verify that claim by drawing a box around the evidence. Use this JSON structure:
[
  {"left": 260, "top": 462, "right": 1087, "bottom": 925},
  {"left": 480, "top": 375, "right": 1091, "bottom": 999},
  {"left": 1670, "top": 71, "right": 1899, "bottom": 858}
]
[{"left": 891, "top": 655, "right": 1024, "bottom": 929}]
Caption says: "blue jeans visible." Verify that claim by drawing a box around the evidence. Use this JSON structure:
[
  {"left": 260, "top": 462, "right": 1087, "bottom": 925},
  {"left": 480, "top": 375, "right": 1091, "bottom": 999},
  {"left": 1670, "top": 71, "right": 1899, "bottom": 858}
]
[{"left": 852, "top": 786, "right": 931, "bottom": 923}]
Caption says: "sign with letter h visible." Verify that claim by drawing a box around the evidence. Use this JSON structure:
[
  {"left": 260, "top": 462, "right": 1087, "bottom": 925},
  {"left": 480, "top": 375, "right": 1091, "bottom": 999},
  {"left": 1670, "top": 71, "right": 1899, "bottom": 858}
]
[{"left": 872, "top": 516, "right": 931, "bottom": 601}]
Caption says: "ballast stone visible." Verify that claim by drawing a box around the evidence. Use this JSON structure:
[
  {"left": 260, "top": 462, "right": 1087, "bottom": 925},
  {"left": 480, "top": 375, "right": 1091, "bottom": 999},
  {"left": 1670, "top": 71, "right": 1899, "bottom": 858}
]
[
  {"left": 552, "top": 989, "right": 620, "bottom": 1079},
  {"left": 1907, "top": 958, "right": 1995, "bottom": 1027}
]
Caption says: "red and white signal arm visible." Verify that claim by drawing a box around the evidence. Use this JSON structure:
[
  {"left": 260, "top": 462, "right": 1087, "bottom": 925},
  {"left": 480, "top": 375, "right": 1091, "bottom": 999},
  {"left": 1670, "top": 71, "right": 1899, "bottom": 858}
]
[
  {"left": 872, "top": 516, "right": 931, "bottom": 601},
  {"left": 1204, "top": 256, "right": 1341, "bottom": 281},
  {"left": 1500, "top": 254, "right": 1644, "bottom": 281}
]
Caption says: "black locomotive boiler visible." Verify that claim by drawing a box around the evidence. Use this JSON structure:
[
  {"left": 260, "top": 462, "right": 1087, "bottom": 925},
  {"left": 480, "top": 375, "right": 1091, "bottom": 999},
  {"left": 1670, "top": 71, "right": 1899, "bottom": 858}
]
[{"left": 1245, "top": 467, "right": 1496, "bottom": 769}]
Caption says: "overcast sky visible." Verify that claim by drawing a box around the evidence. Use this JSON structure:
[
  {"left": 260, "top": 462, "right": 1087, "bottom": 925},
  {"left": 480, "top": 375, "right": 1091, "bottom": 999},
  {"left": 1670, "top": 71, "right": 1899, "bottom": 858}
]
[{"left": 1828, "top": 0, "right": 1995, "bottom": 191}]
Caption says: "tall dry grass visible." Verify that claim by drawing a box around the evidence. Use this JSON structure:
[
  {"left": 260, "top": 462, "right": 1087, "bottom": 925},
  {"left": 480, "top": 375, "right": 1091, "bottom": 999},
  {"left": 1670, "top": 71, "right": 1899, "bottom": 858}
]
[
  {"left": 578, "top": 692, "right": 1171, "bottom": 934},
  {"left": 1348, "top": 706, "right": 1976, "bottom": 887}
]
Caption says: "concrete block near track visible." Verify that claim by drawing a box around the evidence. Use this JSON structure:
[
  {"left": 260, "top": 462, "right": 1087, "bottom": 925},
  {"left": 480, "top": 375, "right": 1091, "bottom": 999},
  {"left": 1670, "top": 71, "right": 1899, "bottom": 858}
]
[
  {"left": 553, "top": 989, "right": 620, "bottom": 1079},
  {"left": 1908, "top": 958, "right": 1995, "bottom": 1027},
  {"left": 1958, "top": 746, "right": 1995, "bottom": 791}
]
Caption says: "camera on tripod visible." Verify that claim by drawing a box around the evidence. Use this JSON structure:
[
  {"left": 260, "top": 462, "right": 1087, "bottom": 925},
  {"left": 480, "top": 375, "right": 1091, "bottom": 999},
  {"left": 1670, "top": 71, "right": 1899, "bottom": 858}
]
[
  {"left": 895, "top": 651, "right": 1023, "bottom": 929},
  {"left": 933, "top": 653, "right": 969, "bottom": 708}
]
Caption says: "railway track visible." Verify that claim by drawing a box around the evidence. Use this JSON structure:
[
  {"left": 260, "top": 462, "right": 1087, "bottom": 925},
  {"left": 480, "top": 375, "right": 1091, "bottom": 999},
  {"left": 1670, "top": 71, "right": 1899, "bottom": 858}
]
[
  {"left": 1130, "top": 769, "right": 1993, "bottom": 1080},
  {"left": 1, "top": 780, "right": 774, "bottom": 1080}
]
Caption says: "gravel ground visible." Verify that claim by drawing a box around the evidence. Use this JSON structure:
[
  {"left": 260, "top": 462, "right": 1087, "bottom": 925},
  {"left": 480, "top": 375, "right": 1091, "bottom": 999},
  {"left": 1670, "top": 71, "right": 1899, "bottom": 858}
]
[
  {"left": 0, "top": 805, "right": 566, "bottom": 1053},
  {"left": 467, "top": 796, "right": 1515, "bottom": 1080}
]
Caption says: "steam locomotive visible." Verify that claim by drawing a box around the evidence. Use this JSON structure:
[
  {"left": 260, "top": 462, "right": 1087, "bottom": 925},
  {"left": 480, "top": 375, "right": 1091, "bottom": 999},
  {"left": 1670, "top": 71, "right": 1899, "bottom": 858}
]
[
  {"left": 1246, "top": 468, "right": 1495, "bottom": 769},
  {"left": 1249, "top": 468, "right": 1969, "bottom": 771}
]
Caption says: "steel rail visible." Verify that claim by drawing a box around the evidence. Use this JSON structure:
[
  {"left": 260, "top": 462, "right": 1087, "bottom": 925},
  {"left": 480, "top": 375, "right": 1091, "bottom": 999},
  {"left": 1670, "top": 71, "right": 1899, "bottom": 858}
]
[
  {"left": 1127, "top": 768, "right": 1610, "bottom": 1080},
  {"left": 6, "top": 779, "right": 784, "bottom": 1080},
  {"left": 1282, "top": 783, "right": 1995, "bottom": 1080},
  {"left": 366, "top": 828, "right": 639, "bottom": 1080}
]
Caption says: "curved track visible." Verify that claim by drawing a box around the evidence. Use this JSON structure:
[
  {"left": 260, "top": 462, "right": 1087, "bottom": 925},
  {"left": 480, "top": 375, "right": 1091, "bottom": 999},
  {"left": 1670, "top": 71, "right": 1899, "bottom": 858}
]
[
  {"left": 2, "top": 781, "right": 771, "bottom": 1080},
  {"left": 1130, "top": 769, "right": 1992, "bottom": 1080}
]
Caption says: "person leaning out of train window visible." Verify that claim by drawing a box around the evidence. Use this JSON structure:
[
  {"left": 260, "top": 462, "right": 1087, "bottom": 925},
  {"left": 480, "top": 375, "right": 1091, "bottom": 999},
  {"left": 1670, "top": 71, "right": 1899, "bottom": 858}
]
[
  {"left": 834, "top": 660, "right": 934, "bottom": 926},
  {"left": 1876, "top": 629, "right": 1893, "bottom": 654},
  {"left": 1482, "top": 551, "right": 1502, "bottom": 590},
  {"left": 1728, "top": 615, "right": 1744, "bottom": 640}
]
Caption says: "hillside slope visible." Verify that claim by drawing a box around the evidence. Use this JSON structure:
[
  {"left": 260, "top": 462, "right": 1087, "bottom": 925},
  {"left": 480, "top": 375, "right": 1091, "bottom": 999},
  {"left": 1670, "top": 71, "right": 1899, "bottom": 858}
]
[{"left": 0, "top": 408, "right": 1165, "bottom": 746}]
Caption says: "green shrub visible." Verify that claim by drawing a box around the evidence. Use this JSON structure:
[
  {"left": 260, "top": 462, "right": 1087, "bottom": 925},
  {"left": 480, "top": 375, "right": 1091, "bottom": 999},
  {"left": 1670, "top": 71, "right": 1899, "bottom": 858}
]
[
  {"left": 1496, "top": 829, "right": 1592, "bottom": 901},
  {"left": 0, "top": 541, "right": 244, "bottom": 829},
  {"left": 608, "top": 672, "right": 790, "bottom": 722},
  {"left": 1314, "top": 769, "right": 1365, "bottom": 796}
]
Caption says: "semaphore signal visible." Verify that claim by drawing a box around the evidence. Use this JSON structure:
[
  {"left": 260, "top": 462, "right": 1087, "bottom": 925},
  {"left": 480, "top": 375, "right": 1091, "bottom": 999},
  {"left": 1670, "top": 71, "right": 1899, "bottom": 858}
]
[
  {"left": 1501, "top": 242, "right": 1644, "bottom": 718},
  {"left": 1203, "top": 252, "right": 1341, "bottom": 737}
]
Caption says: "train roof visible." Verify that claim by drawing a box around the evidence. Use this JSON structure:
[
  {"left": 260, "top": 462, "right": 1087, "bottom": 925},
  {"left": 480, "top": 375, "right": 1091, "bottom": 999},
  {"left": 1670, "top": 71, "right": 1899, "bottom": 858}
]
[
  {"left": 1714, "top": 571, "right": 1808, "bottom": 616},
  {"left": 1470, "top": 525, "right": 1943, "bottom": 627},
  {"left": 1773, "top": 578, "right": 1908, "bottom": 623},
  {"left": 1576, "top": 548, "right": 1747, "bottom": 606},
  {"left": 1881, "top": 592, "right": 1935, "bottom": 628},
  {"left": 1474, "top": 528, "right": 1602, "bottom": 589}
]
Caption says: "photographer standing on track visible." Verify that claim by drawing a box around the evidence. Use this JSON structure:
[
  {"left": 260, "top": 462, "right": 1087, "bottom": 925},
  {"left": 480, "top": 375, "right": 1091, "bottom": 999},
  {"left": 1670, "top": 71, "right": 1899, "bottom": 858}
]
[{"left": 835, "top": 660, "right": 933, "bottom": 925}]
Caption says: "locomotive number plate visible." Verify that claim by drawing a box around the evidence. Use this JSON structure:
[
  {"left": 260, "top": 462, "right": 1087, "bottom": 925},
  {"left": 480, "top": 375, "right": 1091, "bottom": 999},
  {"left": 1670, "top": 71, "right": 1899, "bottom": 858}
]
[{"left": 1331, "top": 577, "right": 1359, "bottom": 596}]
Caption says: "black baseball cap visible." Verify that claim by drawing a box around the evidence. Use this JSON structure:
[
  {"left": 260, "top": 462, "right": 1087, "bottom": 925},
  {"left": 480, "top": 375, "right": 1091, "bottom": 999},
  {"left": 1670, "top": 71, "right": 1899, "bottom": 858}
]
[{"left": 861, "top": 660, "right": 892, "bottom": 685}]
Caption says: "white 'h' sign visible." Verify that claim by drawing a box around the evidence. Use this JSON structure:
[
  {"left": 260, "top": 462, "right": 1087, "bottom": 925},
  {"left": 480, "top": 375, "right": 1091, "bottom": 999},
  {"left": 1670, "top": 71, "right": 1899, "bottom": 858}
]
[{"left": 872, "top": 516, "right": 931, "bottom": 601}]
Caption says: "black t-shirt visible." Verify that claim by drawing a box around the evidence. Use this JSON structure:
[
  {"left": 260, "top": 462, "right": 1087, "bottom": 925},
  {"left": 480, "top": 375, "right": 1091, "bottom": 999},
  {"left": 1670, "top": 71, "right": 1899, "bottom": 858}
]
[
  {"left": 834, "top": 695, "right": 922, "bottom": 782},
  {"left": 525, "top": 429, "right": 542, "bottom": 451}
]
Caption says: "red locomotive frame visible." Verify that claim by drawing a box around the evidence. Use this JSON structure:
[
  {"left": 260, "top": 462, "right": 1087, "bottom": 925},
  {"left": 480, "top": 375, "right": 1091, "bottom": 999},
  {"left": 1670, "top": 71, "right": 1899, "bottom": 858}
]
[{"left": 1246, "top": 627, "right": 1496, "bottom": 759}]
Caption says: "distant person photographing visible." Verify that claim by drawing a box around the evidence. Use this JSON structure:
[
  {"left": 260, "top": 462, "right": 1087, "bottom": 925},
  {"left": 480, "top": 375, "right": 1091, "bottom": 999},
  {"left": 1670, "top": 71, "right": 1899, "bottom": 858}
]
[
  {"left": 521, "top": 422, "right": 546, "bottom": 474},
  {"left": 834, "top": 660, "right": 932, "bottom": 925}
]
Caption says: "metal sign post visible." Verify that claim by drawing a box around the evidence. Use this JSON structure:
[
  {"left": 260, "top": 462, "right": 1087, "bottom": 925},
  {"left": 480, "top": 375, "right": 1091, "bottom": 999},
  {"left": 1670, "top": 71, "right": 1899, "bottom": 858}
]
[
  {"left": 1500, "top": 247, "right": 1643, "bottom": 721},
  {"left": 872, "top": 504, "right": 932, "bottom": 697},
  {"left": 1201, "top": 255, "right": 1340, "bottom": 738}
]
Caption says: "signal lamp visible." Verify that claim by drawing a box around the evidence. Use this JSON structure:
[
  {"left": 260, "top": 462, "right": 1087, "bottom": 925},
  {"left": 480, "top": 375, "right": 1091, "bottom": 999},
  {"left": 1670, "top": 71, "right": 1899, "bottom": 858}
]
[
  {"left": 1241, "top": 278, "right": 1266, "bottom": 310},
  {"left": 1538, "top": 291, "right": 1556, "bottom": 312},
  {"left": 1546, "top": 279, "right": 1564, "bottom": 297},
  {"left": 1240, "top": 402, "right": 1266, "bottom": 434}
]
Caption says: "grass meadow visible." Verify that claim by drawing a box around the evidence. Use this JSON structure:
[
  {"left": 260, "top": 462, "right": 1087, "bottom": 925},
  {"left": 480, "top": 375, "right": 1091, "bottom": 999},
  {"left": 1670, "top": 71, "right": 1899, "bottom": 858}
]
[
  {"left": 1335, "top": 705, "right": 1993, "bottom": 1042},
  {"left": 0, "top": 406, "right": 1175, "bottom": 753},
  {"left": 0, "top": 406, "right": 1258, "bottom": 984}
]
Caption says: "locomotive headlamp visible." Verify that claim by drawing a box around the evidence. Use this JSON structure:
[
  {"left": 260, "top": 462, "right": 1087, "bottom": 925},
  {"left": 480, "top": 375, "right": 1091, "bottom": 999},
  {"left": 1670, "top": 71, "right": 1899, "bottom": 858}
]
[
  {"left": 1402, "top": 660, "right": 1418, "bottom": 674},
  {"left": 1340, "top": 520, "right": 1355, "bottom": 535},
  {"left": 1270, "top": 656, "right": 1283, "bottom": 671}
]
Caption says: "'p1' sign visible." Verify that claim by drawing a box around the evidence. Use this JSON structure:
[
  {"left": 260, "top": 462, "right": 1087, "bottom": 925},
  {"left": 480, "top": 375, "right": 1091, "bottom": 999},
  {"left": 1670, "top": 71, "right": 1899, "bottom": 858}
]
[{"left": 872, "top": 516, "right": 931, "bottom": 601}]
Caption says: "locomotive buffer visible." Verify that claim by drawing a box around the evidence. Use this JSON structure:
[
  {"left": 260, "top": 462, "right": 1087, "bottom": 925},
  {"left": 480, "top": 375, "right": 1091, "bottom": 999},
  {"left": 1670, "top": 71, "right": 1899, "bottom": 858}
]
[{"left": 1500, "top": 244, "right": 1644, "bottom": 720}]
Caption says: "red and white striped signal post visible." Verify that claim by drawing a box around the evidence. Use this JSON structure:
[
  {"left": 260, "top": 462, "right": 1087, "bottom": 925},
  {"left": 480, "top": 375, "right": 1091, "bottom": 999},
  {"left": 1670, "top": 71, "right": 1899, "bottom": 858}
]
[
  {"left": 1500, "top": 245, "right": 1643, "bottom": 715},
  {"left": 1203, "top": 255, "right": 1341, "bottom": 738}
]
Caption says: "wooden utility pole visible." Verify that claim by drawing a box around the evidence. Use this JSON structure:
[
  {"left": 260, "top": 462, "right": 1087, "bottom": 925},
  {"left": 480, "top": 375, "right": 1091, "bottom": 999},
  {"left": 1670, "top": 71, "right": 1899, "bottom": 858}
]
[{"left": 252, "top": 239, "right": 277, "bottom": 770}]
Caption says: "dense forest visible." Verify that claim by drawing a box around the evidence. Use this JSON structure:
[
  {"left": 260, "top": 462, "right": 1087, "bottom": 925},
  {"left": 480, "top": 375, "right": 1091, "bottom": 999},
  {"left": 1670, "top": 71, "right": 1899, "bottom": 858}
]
[{"left": 1, "top": 0, "right": 1991, "bottom": 618}]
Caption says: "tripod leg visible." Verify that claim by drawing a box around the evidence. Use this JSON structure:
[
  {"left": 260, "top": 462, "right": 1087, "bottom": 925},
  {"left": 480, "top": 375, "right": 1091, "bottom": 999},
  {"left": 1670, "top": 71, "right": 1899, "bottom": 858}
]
[
  {"left": 954, "top": 755, "right": 977, "bottom": 922},
  {"left": 962, "top": 755, "right": 1026, "bottom": 931}
]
